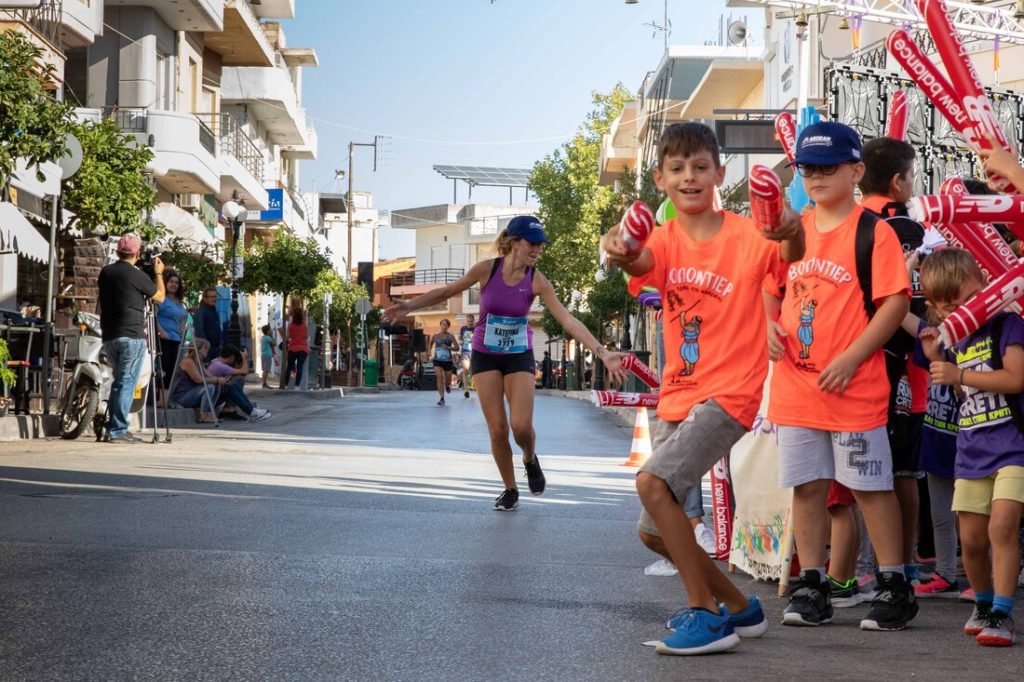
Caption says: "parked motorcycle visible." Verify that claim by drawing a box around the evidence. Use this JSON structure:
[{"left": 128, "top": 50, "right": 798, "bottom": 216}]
[{"left": 58, "top": 311, "right": 111, "bottom": 440}]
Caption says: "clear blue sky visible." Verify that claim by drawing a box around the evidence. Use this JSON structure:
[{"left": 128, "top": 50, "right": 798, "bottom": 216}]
[{"left": 285, "top": 0, "right": 763, "bottom": 258}]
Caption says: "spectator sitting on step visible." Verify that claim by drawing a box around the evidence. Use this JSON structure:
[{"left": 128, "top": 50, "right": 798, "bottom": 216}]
[
  {"left": 170, "top": 338, "right": 219, "bottom": 424},
  {"left": 207, "top": 344, "right": 270, "bottom": 422}
]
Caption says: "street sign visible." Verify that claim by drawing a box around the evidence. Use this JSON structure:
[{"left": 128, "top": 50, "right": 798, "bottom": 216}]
[{"left": 355, "top": 297, "right": 371, "bottom": 319}]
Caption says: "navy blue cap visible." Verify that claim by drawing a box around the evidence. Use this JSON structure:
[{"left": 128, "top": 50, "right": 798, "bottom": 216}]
[
  {"left": 506, "top": 215, "right": 548, "bottom": 244},
  {"left": 792, "top": 121, "right": 862, "bottom": 166}
]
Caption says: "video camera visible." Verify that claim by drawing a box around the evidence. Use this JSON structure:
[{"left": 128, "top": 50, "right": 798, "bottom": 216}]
[{"left": 137, "top": 244, "right": 163, "bottom": 279}]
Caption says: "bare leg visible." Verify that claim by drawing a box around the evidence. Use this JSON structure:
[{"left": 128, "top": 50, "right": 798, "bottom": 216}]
[
  {"left": 474, "top": 370, "right": 515, "bottom": 489},
  {"left": 828, "top": 504, "right": 859, "bottom": 582},
  {"left": 959, "top": 511, "right": 993, "bottom": 595},
  {"left": 792, "top": 479, "right": 831, "bottom": 568},
  {"left": 503, "top": 371, "right": 536, "bottom": 462},
  {"left": 436, "top": 368, "right": 447, "bottom": 402},
  {"left": 851, "top": 489, "right": 904, "bottom": 568},
  {"left": 989, "top": 499, "right": 1024, "bottom": 600},
  {"left": 636, "top": 473, "right": 748, "bottom": 614},
  {"left": 894, "top": 477, "right": 919, "bottom": 566}
]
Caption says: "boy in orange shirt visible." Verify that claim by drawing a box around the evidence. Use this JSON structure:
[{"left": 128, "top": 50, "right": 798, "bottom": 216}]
[
  {"left": 768, "top": 121, "right": 916, "bottom": 631},
  {"left": 604, "top": 122, "right": 805, "bottom": 655}
]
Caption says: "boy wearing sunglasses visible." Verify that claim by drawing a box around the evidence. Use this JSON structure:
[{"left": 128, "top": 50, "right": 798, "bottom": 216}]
[{"left": 767, "top": 122, "right": 917, "bottom": 631}]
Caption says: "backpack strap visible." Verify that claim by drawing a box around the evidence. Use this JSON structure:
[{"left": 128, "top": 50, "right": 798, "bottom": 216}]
[
  {"left": 855, "top": 209, "right": 879, "bottom": 318},
  {"left": 988, "top": 314, "right": 1024, "bottom": 434}
]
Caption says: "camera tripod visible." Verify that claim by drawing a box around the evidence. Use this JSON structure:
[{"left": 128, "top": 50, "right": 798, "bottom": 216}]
[{"left": 165, "top": 314, "right": 220, "bottom": 431}]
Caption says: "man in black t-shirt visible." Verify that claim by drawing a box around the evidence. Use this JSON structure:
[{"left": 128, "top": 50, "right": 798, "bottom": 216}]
[{"left": 97, "top": 233, "right": 165, "bottom": 443}]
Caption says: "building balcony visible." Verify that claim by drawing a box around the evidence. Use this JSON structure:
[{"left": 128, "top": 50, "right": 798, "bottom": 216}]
[
  {"left": 103, "top": 0, "right": 223, "bottom": 31},
  {"left": 389, "top": 269, "right": 464, "bottom": 298},
  {"left": 76, "top": 107, "right": 220, "bottom": 196},
  {"left": 196, "top": 112, "right": 269, "bottom": 210},
  {"left": 0, "top": 2, "right": 64, "bottom": 83},
  {"left": 222, "top": 65, "right": 308, "bottom": 145},
  {"left": 281, "top": 124, "right": 317, "bottom": 160},
  {"left": 59, "top": 0, "right": 102, "bottom": 49},
  {"left": 251, "top": 0, "right": 293, "bottom": 19},
  {"left": 205, "top": 0, "right": 275, "bottom": 68}
]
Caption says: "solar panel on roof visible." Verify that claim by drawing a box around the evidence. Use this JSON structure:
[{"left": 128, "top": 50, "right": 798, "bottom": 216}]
[{"left": 433, "top": 164, "right": 532, "bottom": 188}]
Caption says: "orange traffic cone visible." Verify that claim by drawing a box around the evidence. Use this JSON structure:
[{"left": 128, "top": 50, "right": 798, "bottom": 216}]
[{"left": 622, "top": 407, "right": 652, "bottom": 467}]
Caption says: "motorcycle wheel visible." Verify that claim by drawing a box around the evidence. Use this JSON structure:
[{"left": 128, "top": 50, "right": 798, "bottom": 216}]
[{"left": 60, "top": 379, "right": 99, "bottom": 440}]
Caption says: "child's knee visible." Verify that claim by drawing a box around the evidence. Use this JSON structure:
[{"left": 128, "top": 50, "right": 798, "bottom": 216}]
[
  {"left": 636, "top": 472, "right": 669, "bottom": 504},
  {"left": 638, "top": 529, "right": 664, "bottom": 553},
  {"left": 988, "top": 514, "right": 1022, "bottom": 547}
]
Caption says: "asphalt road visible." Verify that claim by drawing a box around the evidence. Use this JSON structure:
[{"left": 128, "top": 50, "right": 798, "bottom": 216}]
[{"left": 0, "top": 389, "right": 1020, "bottom": 680}]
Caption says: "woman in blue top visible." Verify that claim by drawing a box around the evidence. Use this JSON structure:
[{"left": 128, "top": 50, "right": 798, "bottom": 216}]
[
  {"left": 384, "top": 216, "right": 629, "bottom": 511},
  {"left": 429, "top": 319, "right": 459, "bottom": 406},
  {"left": 156, "top": 269, "right": 187, "bottom": 389}
]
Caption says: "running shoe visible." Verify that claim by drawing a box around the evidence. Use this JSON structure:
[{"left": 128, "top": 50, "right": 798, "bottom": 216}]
[
  {"left": 655, "top": 608, "right": 740, "bottom": 655},
  {"left": 914, "top": 573, "right": 959, "bottom": 599},
  {"left": 725, "top": 595, "right": 769, "bottom": 638},
  {"left": 464, "top": 389, "right": 470, "bottom": 398},
  {"left": 860, "top": 571, "right": 919, "bottom": 631},
  {"left": 249, "top": 408, "right": 271, "bottom": 422},
  {"left": 960, "top": 587, "right": 976, "bottom": 603},
  {"left": 437, "top": 398, "right": 445, "bottom": 406},
  {"left": 524, "top": 455, "right": 546, "bottom": 495},
  {"left": 906, "top": 564, "right": 922, "bottom": 585},
  {"left": 445, "top": 384, "right": 451, "bottom": 394},
  {"left": 694, "top": 523, "right": 717, "bottom": 557},
  {"left": 857, "top": 574, "right": 877, "bottom": 601},
  {"left": 828, "top": 575, "right": 865, "bottom": 608},
  {"left": 964, "top": 602, "right": 992, "bottom": 636},
  {"left": 782, "top": 570, "right": 833, "bottom": 626},
  {"left": 976, "top": 611, "right": 1015, "bottom": 647},
  {"left": 493, "top": 488, "right": 519, "bottom": 511}
]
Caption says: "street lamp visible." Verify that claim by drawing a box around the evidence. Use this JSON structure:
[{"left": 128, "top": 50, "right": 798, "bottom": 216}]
[{"left": 222, "top": 197, "right": 246, "bottom": 348}]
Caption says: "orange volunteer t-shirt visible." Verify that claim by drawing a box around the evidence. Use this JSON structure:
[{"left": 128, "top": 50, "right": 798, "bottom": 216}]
[
  {"left": 642, "top": 212, "right": 785, "bottom": 428},
  {"left": 769, "top": 205, "right": 910, "bottom": 431}
]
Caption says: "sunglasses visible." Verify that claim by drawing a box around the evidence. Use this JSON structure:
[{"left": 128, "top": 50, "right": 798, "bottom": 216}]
[{"left": 795, "top": 162, "right": 853, "bottom": 178}]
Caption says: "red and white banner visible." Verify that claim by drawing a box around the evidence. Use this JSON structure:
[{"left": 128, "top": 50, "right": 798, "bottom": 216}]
[
  {"left": 749, "top": 165, "right": 784, "bottom": 233},
  {"left": 621, "top": 200, "right": 655, "bottom": 253},
  {"left": 886, "top": 31, "right": 973, "bottom": 142},
  {"left": 940, "top": 178, "right": 1019, "bottom": 272},
  {"left": 909, "top": 194, "right": 1024, "bottom": 227},
  {"left": 914, "top": 0, "right": 1019, "bottom": 192},
  {"left": 886, "top": 90, "right": 909, "bottom": 141},
  {"left": 710, "top": 457, "right": 733, "bottom": 561},
  {"left": 590, "top": 390, "right": 659, "bottom": 408},
  {"left": 773, "top": 111, "right": 798, "bottom": 163},
  {"left": 939, "top": 260, "right": 1024, "bottom": 347},
  {"left": 622, "top": 354, "right": 660, "bottom": 389}
]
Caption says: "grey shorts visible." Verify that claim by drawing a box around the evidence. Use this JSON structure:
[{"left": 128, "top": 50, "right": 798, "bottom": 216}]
[
  {"left": 777, "top": 425, "right": 893, "bottom": 491},
  {"left": 637, "top": 399, "right": 746, "bottom": 537}
]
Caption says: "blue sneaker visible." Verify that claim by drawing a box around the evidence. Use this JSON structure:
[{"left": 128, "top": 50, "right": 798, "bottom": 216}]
[
  {"left": 655, "top": 608, "right": 740, "bottom": 656},
  {"left": 726, "top": 595, "right": 769, "bottom": 638}
]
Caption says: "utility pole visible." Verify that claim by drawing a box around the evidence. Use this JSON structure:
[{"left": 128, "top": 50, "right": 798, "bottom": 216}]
[{"left": 346, "top": 137, "right": 380, "bottom": 281}]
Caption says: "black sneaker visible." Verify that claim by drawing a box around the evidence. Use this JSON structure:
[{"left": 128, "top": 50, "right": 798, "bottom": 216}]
[
  {"left": 524, "top": 455, "right": 546, "bottom": 495},
  {"left": 860, "top": 571, "right": 919, "bottom": 631},
  {"left": 108, "top": 432, "right": 144, "bottom": 444},
  {"left": 494, "top": 488, "right": 519, "bottom": 511},
  {"left": 782, "top": 570, "right": 833, "bottom": 626},
  {"left": 464, "top": 389, "right": 470, "bottom": 398}
]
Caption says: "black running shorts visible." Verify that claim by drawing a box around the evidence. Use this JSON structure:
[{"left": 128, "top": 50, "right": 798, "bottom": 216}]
[{"left": 470, "top": 350, "right": 535, "bottom": 376}]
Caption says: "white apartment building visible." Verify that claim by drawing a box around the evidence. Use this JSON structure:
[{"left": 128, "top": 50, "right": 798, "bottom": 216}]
[{"left": 316, "top": 190, "right": 381, "bottom": 277}]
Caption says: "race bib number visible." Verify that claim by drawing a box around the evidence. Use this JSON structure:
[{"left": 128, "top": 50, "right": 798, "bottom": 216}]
[
  {"left": 435, "top": 345, "right": 452, "bottom": 362},
  {"left": 483, "top": 315, "right": 528, "bottom": 353}
]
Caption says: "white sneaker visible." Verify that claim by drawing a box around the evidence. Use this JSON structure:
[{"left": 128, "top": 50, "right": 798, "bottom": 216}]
[
  {"left": 695, "top": 523, "right": 717, "bottom": 556},
  {"left": 249, "top": 407, "right": 271, "bottom": 422}
]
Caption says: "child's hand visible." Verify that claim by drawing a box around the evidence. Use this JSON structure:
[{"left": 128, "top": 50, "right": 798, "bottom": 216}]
[
  {"left": 929, "top": 361, "right": 960, "bottom": 386},
  {"left": 767, "top": 320, "right": 787, "bottom": 362},
  {"left": 919, "top": 327, "right": 943, "bottom": 362},
  {"left": 601, "top": 224, "right": 640, "bottom": 265},
  {"left": 600, "top": 351, "right": 630, "bottom": 387},
  {"left": 818, "top": 350, "right": 859, "bottom": 393},
  {"left": 978, "top": 133, "right": 1024, "bottom": 189},
  {"left": 763, "top": 207, "right": 802, "bottom": 242}
]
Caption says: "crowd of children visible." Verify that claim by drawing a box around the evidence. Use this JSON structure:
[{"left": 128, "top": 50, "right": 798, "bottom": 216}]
[{"left": 603, "top": 119, "right": 1024, "bottom": 655}]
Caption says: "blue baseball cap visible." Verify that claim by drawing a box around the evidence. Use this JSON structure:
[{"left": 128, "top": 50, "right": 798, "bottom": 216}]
[
  {"left": 506, "top": 215, "right": 549, "bottom": 244},
  {"left": 792, "top": 121, "right": 862, "bottom": 166}
]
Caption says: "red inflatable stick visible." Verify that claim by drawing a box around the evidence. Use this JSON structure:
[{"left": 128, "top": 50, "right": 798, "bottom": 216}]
[
  {"left": 909, "top": 194, "right": 1024, "bottom": 227},
  {"left": 886, "top": 31, "right": 972, "bottom": 142},
  {"left": 938, "top": 260, "right": 1024, "bottom": 347},
  {"left": 591, "top": 391, "right": 659, "bottom": 408},
  {"left": 710, "top": 457, "right": 733, "bottom": 561},
  {"left": 914, "top": 0, "right": 1018, "bottom": 192},
  {"left": 622, "top": 354, "right": 660, "bottom": 389},
  {"left": 940, "top": 178, "right": 1019, "bottom": 272},
  {"left": 749, "top": 165, "right": 784, "bottom": 233},
  {"left": 621, "top": 200, "right": 655, "bottom": 253},
  {"left": 886, "top": 90, "right": 909, "bottom": 141},
  {"left": 931, "top": 223, "right": 1001, "bottom": 283},
  {"left": 773, "top": 111, "right": 798, "bottom": 163}
]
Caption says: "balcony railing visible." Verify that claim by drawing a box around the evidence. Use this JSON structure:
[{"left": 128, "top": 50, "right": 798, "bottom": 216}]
[
  {"left": 4, "top": 0, "right": 62, "bottom": 48},
  {"left": 195, "top": 112, "right": 264, "bottom": 184},
  {"left": 197, "top": 120, "right": 217, "bottom": 156},
  {"left": 102, "top": 106, "right": 147, "bottom": 133},
  {"left": 390, "top": 268, "right": 464, "bottom": 287}
]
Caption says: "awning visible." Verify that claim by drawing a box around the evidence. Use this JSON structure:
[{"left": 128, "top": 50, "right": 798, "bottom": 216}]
[
  {"left": 153, "top": 202, "right": 216, "bottom": 246},
  {"left": 0, "top": 202, "right": 49, "bottom": 263}
]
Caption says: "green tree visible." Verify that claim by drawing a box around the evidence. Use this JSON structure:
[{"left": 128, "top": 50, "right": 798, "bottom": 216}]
[
  {"left": 162, "top": 237, "right": 229, "bottom": 306},
  {"left": 61, "top": 117, "right": 157, "bottom": 235},
  {"left": 307, "top": 271, "right": 380, "bottom": 379},
  {"left": 0, "top": 31, "right": 74, "bottom": 192}
]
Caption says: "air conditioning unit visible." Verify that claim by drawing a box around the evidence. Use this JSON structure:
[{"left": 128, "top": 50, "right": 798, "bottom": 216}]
[{"left": 176, "top": 193, "right": 202, "bottom": 212}]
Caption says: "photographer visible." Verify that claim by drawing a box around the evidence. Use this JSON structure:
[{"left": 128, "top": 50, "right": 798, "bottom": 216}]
[{"left": 97, "top": 233, "right": 165, "bottom": 443}]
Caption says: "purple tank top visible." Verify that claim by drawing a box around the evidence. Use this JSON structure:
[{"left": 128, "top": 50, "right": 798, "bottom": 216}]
[{"left": 472, "top": 258, "right": 535, "bottom": 355}]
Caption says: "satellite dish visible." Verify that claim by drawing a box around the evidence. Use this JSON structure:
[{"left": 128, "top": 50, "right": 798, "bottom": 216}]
[
  {"left": 727, "top": 20, "right": 748, "bottom": 46},
  {"left": 58, "top": 132, "right": 83, "bottom": 179}
]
